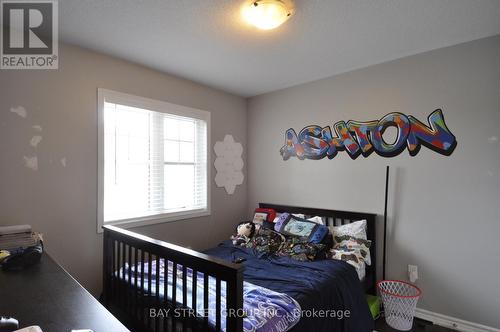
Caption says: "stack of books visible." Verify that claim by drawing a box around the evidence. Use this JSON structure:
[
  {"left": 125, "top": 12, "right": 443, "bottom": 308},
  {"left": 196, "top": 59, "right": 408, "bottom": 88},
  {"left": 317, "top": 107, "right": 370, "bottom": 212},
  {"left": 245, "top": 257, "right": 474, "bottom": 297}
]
[{"left": 0, "top": 225, "right": 42, "bottom": 251}]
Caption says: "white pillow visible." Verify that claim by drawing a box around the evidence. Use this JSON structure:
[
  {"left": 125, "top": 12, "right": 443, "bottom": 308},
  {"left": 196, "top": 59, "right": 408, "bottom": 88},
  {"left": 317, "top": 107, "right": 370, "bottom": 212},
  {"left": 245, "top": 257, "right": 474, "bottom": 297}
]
[
  {"left": 307, "top": 216, "right": 324, "bottom": 225},
  {"left": 333, "top": 237, "right": 372, "bottom": 266},
  {"left": 328, "top": 219, "right": 367, "bottom": 240}
]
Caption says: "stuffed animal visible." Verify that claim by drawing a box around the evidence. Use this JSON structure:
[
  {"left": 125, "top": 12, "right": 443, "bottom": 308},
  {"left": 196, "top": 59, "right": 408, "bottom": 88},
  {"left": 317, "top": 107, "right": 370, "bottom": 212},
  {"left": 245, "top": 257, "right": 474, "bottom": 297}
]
[{"left": 231, "top": 221, "right": 256, "bottom": 246}]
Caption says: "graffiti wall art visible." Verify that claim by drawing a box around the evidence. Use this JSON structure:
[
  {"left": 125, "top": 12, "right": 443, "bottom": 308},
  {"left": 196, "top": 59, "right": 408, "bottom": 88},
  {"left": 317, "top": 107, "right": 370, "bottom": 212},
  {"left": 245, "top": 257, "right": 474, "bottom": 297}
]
[{"left": 280, "top": 109, "right": 457, "bottom": 160}]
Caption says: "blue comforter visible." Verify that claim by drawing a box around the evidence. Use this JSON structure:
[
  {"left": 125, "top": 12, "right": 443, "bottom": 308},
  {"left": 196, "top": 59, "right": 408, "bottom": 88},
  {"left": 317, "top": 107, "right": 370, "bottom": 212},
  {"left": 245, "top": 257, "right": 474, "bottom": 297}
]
[{"left": 204, "top": 241, "right": 374, "bottom": 332}]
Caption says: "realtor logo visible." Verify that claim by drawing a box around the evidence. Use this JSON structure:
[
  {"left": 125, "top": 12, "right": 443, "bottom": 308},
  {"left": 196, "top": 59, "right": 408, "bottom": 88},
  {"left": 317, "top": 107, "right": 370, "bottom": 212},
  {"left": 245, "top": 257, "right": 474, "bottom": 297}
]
[{"left": 1, "top": 0, "right": 58, "bottom": 69}]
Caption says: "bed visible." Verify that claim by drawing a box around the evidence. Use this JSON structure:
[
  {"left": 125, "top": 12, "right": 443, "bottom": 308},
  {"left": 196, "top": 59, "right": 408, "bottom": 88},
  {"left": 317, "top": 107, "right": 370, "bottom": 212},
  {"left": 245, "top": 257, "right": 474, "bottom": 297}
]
[{"left": 101, "top": 203, "right": 377, "bottom": 332}]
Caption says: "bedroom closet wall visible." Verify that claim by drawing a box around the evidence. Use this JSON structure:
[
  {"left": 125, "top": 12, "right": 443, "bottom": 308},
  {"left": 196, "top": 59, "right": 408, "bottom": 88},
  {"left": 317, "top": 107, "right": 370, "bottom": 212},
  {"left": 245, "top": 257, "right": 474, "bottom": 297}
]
[{"left": 246, "top": 35, "right": 500, "bottom": 328}]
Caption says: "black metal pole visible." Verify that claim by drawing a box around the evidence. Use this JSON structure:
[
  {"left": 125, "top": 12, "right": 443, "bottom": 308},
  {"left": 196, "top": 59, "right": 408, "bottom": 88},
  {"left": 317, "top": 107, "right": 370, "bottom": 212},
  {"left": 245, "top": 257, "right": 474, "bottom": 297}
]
[{"left": 383, "top": 166, "right": 389, "bottom": 281}]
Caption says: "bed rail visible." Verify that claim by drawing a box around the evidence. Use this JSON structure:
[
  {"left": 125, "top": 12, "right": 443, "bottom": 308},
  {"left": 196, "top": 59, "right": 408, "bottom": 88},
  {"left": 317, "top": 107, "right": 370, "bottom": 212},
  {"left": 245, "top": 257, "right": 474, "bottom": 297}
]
[{"left": 102, "top": 225, "right": 244, "bottom": 332}]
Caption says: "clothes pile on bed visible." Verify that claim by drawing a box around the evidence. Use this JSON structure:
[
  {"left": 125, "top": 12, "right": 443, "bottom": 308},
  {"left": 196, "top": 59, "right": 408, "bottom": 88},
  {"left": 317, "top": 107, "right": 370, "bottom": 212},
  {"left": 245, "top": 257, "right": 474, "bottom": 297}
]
[
  {"left": 117, "top": 208, "right": 375, "bottom": 332},
  {"left": 205, "top": 209, "right": 375, "bottom": 332},
  {"left": 232, "top": 211, "right": 372, "bottom": 276}
]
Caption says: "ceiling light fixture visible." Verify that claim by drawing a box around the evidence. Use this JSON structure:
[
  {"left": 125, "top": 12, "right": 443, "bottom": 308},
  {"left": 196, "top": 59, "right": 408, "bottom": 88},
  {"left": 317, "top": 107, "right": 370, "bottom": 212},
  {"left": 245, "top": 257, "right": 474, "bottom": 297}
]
[{"left": 242, "top": 0, "right": 294, "bottom": 30}]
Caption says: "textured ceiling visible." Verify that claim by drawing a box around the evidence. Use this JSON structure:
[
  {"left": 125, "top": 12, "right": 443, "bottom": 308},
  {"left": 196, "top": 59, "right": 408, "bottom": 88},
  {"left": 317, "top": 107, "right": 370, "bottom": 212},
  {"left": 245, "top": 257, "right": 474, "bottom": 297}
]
[{"left": 59, "top": 0, "right": 500, "bottom": 97}]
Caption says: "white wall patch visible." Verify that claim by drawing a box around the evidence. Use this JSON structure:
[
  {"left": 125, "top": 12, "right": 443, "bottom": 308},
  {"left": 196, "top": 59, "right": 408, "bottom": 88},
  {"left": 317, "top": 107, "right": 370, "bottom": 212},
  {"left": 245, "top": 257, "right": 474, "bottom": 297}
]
[
  {"left": 10, "top": 106, "right": 27, "bottom": 118},
  {"left": 23, "top": 156, "right": 38, "bottom": 171},
  {"left": 214, "top": 135, "right": 244, "bottom": 195},
  {"left": 32, "top": 125, "right": 43, "bottom": 132},
  {"left": 60, "top": 157, "right": 67, "bottom": 167},
  {"left": 30, "top": 136, "right": 43, "bottom": 147},
  {"left": 488, "top": 136, "right": 498, "bottom": 142}
]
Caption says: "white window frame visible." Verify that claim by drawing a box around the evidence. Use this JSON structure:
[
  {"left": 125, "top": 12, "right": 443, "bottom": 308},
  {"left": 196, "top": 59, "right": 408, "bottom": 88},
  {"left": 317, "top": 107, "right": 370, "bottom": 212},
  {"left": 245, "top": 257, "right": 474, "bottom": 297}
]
[{"left": 97, "top": 89, "right": 211, "bottom": 233}]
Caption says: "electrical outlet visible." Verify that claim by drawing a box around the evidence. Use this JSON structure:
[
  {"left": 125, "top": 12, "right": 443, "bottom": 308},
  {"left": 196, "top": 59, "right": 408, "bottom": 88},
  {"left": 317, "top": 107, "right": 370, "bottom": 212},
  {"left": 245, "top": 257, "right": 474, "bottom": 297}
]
[{"left": 408, "top": 264, "right": 418, "bottom": 283}]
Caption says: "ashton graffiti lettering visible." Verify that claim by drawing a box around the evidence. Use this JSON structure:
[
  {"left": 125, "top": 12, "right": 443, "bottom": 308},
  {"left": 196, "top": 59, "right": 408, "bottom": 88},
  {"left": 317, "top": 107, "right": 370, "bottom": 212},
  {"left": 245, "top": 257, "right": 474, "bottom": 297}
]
[{"left": 280, "top": 109, "right": 457, "bottom": 160}]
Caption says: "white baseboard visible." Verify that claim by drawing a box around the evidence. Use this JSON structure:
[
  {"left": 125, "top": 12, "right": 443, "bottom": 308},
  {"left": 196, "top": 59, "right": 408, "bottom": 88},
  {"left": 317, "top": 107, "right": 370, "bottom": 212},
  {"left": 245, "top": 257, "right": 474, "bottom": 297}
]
[{"left": 415, "top": 308, "right": 500, "bottom": 332}]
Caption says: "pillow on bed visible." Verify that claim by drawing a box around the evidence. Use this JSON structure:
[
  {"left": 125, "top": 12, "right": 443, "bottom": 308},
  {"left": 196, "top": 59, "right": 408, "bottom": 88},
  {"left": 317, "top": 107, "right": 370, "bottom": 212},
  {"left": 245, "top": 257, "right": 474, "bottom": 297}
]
[
  {"left": 274, "top": 213, "right": 329, "bottom": 244},
  {"left": 328, "top": 248, "right": 365, "bottom": 270},
  {"left": 307, "top": 216, "right": 324, "bottom": 225},
  {"left": 253, "top": 208, "right": 277, "bottom": 230},
  {"left": 329, "top": 219, "right": 367, "bottom": 240},
  {"left": 273, "top": 212, "right": 305, "bottom": 222},
  {"left": 333, "top": 235, "right": 372, "bottom": 266}
]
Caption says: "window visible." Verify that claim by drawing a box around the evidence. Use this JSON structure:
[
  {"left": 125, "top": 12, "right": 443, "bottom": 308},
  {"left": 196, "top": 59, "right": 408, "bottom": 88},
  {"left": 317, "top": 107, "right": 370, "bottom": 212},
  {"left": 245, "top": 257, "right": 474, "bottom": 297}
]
[{"left": 97, "top": 89, "right": 210, "bottom": 232}]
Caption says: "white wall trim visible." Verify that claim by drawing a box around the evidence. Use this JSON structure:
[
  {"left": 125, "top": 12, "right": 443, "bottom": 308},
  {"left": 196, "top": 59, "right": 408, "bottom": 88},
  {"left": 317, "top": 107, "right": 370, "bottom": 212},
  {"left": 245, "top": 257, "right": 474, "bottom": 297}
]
[{"left": 415, "top": 308, "right": 500, "bottom": 332}]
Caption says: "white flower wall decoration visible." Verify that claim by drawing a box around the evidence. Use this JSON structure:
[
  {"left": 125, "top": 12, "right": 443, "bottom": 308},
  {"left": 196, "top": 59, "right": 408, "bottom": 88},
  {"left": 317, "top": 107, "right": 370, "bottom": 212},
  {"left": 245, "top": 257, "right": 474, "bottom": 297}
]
[{"left": 214, "top": 135, "right": 244, "bottom": 194}]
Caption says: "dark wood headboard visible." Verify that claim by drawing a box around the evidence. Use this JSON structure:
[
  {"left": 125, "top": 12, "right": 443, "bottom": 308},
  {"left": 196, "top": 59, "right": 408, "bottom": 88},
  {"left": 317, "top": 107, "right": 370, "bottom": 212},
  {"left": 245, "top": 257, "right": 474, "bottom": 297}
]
[{"left": 259, "top": 203, "right": 377, "bottom": 295}]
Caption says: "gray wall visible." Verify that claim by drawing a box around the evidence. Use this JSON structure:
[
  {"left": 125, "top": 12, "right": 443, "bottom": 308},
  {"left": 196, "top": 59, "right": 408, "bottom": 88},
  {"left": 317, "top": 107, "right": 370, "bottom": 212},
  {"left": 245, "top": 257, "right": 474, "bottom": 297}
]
[
  {"left": 0, "top": 44, "right": 248, "bottom": 296},
  {"left": 1, "top": 34, "right": 499, "bottom": 328},
  {"left": 247, "top": 35, "right": 500, "bottom": 328}
]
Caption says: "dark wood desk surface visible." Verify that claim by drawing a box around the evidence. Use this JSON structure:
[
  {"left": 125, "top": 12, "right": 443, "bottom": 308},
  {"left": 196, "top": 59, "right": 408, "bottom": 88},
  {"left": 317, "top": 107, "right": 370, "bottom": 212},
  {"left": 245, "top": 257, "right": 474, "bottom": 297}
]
[{"left": 0, "top": 253, "right": 130, "bottom": 332}]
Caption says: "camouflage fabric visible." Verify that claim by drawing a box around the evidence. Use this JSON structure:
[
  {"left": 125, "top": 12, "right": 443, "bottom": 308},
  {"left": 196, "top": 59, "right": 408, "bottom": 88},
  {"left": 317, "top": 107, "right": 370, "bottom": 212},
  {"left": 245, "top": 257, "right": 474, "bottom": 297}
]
[
  {"left": 277, "top": 236, "right": 326, "bottom": 262},
  {"left": 333, "top": 235, "right": 372, "bottom": 265},
  {"left": 245, "top": 228, "right": 326, "bottom": 262},
  {"left": 245, "top": 228, "right": 285, "bottom": 255}
]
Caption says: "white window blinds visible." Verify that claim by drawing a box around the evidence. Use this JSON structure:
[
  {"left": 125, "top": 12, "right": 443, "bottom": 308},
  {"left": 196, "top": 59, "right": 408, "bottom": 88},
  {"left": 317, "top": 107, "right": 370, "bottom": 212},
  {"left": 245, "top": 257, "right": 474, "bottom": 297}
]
[{"left": 102, "top": 99, "right": 208, "bottom": 224}]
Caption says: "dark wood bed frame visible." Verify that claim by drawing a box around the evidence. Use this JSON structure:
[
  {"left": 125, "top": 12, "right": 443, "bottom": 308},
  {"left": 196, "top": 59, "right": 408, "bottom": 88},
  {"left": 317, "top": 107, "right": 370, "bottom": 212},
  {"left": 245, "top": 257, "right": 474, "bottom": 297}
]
[{"left": 102, "top": 203, "right": 377, "bottom": 332}]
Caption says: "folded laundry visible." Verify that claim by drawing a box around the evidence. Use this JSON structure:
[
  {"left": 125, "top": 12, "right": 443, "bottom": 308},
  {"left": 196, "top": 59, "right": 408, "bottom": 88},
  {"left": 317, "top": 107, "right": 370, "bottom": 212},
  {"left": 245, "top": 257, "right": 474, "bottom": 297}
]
[
  {"left": 0, "top": 224, "right": 31, "bottom": 236},
  {"left": 0, "top": 225, "right": 42, "bottom": 251}
]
